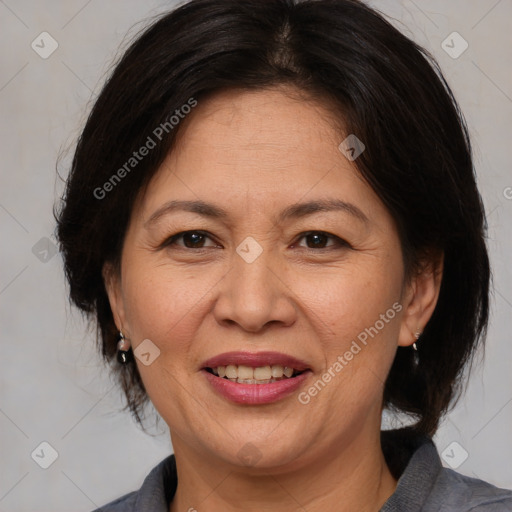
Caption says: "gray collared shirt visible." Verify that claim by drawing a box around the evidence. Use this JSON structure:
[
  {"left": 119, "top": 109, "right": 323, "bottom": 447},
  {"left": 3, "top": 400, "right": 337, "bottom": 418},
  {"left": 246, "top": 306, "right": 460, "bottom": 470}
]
[{"left": 92, "top": 429, "right": 512, "bottom": 511}]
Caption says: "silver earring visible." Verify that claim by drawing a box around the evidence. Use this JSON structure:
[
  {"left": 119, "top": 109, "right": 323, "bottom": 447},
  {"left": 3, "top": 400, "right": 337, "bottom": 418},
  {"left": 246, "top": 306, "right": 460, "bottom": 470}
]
[
  {"left": 117, "top": 330, "right": 132, "bottom": 364},
  {"left": 412, "top": 329, "right": 421, "bottom": 366}
]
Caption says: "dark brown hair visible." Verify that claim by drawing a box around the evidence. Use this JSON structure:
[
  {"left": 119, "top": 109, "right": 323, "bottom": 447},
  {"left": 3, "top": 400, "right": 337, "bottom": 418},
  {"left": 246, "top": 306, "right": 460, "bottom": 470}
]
[{"left": 55, "top": 0, "right": 490, "bottom": 436}]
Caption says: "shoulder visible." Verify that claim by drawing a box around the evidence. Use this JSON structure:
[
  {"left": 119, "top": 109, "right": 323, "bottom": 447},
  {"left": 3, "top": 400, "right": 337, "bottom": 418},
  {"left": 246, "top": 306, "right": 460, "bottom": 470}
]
[
  {"left": 424, "top": 466, "right": 512, "bottom": 511},
  {"left": 380, "top": 428, "right": 512, "bottom": 512},
  {"left": 90, "top": 454, "right": 177, "bottom": 512}
]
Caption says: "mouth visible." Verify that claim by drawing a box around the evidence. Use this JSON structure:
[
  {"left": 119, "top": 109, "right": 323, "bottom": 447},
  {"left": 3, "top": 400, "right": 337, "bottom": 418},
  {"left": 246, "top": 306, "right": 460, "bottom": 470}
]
[{"left": 201, "top": 351, "right": 312, "bottom": 404}]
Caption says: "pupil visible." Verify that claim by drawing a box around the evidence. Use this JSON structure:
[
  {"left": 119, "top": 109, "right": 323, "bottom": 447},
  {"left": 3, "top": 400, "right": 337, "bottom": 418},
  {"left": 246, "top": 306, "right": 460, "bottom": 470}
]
[
  {"left": 184, "top": 232, "right": 203, "bottom": 248},
  {"left": 308, "top": 233, "right": 326, "bottom": 248}
]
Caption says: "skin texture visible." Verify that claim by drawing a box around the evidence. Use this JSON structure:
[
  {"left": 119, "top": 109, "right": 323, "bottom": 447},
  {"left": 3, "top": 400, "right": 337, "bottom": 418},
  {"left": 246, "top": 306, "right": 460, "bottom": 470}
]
[{"left": 104, "top": 86, "right": 443, "bottom": 512}]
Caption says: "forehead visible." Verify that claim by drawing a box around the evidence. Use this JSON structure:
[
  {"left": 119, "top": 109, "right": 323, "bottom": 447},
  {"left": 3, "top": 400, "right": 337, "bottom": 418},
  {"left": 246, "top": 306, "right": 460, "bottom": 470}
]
[
  {"left": 133, "top": 86, "right": 388, "bottom": 228},
  {"left": 174, "top": 86, "right": 345, "bottom": 157}
]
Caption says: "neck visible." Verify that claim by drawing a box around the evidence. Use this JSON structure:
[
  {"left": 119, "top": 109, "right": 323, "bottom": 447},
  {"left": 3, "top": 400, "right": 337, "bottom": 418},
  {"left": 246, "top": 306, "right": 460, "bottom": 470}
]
[{"left": 169, "top": 425, "right": 397, "bottom": 512}]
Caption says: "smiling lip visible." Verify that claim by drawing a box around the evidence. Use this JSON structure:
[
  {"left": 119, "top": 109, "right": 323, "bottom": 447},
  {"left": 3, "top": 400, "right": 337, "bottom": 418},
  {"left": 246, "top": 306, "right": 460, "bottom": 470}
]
[
  {"left": 201, "top": 351, "right": 312, "bottom": 405},
  {"left": 203, "top": 370, "right": 310, "bottom": 404}
]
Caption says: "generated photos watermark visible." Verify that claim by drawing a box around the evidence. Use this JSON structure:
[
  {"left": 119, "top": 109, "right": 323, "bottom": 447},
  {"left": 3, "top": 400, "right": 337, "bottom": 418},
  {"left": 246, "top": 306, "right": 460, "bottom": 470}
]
[
  {"left": 298, "top": 301, "right": 403, "bottom": 404},
  {"left": 93, "top": 97, "right": 198, "bottom": 200}
]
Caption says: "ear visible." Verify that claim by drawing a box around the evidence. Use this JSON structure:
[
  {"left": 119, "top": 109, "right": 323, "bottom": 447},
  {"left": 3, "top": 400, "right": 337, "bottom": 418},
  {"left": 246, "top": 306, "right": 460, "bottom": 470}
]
[
  {"left": 398, "top": 251, "right": 444, "bottom": 347},
  {"left": 102, "top": 262, "right": 127, "bottom": 332}
]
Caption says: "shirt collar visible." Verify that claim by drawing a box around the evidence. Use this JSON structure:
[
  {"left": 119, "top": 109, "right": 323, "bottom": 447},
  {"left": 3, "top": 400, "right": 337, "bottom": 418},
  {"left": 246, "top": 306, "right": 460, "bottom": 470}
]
[{"left": 380, "top": 428, "right": 442, "bottom": 511}]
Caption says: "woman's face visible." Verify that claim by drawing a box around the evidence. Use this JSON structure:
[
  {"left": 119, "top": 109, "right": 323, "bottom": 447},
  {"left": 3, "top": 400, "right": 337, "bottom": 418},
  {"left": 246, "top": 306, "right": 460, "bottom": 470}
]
[{"left": 106, "top": 86, "right": 431, "bottom": 470}]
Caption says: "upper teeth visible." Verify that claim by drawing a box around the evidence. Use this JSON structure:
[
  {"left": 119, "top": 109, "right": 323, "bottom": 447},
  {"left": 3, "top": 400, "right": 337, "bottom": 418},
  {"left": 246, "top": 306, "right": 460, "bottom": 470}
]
[{"left": 212, "top": 364, "right": 296, "bottom": 382}]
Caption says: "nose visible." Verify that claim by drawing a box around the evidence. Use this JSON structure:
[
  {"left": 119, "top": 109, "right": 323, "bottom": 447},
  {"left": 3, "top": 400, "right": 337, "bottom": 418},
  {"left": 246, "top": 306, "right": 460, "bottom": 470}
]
[{"left": 212, "top": 250, "right": 297, "bottom": 333}]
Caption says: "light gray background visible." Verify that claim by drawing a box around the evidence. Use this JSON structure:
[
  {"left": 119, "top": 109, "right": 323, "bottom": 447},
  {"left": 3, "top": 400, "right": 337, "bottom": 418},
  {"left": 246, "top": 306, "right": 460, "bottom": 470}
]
[{"left": 0, "top": 1, "right": 511, "bottom": 511}]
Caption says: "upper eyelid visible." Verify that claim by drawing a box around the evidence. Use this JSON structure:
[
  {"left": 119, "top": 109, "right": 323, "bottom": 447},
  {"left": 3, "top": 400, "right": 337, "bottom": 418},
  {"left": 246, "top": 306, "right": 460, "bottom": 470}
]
[
  {"left": 294, "top": 231, "right": 350, "bottom": 249},
  {"left": 162, "top": 230, "right": 218, "bottom": 248}
]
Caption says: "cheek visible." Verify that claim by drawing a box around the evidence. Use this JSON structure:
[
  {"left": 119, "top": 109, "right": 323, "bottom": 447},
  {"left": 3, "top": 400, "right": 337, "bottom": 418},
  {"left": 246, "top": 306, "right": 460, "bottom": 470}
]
[
  {"left": 120, "top": 265, "right": 210, "bottom": 414},
  {"left": 301, "top": 259, "right": 402, "bottom": 339},
  {"left": 297, "top": 255, "right": 403, "bottom": 395},
  {"left": 122, "top": 243, "right": 403, "bottom": 352},
  {"left": 121, "top": 261, "right": 208, "bottom": 353}
]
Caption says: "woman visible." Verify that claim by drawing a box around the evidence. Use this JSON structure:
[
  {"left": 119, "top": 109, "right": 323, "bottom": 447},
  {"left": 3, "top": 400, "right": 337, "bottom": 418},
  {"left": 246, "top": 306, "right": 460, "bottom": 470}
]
[{"left": 55, "top": 0, "right": 512, "bottom": 510}]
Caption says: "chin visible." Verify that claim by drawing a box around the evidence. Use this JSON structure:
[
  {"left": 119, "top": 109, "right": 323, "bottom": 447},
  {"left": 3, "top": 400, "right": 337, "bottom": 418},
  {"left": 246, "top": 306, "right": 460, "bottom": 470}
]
[{"left": 201, "top": 423, "right": 312, "bottom": 471}]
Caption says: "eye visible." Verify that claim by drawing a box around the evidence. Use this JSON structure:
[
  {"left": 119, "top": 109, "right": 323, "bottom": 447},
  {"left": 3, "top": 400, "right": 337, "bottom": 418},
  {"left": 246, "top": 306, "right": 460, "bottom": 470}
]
[
  {"left": 294, "top": 231, "right": 350, "bottom": 250},
  {"left": 163, "top": 230, "right": 219, "bottom": 249},
  {"left": 159, "top": 230, "right": 349, "bottom": 251}
]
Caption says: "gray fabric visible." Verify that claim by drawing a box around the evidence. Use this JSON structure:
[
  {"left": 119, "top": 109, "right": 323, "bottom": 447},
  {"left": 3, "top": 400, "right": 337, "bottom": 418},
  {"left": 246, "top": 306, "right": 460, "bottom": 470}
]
[{"left": 92, "top": 429, "right": 512, "bottom": 511}]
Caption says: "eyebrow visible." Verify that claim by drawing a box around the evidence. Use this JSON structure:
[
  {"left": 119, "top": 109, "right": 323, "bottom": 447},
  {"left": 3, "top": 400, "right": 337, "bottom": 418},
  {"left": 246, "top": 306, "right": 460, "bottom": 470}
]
[
  {"left": 144, "top": 198, "right": 369, "bottom": 228},
  {"left": 144, "top": 200, "right": 228, "bottom": 228},
  {"left": 278, "top": 198, "right": 369, "bottom": 225}
]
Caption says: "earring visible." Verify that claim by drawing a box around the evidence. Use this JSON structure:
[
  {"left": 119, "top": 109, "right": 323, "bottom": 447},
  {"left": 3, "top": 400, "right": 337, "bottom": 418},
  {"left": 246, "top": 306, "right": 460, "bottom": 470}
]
[
  {"left": 117, "top": 330, "right": 132, "bottom": 364},
  {"left": 412, "top": 329, "right": 421, "bottom": 366}
]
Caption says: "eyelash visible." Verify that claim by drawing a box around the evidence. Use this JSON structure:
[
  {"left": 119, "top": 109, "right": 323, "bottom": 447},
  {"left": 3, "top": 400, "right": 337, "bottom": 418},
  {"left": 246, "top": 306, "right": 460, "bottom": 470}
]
[{"left": 160, "top": 230, "right": 351, "bottom": 252}]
